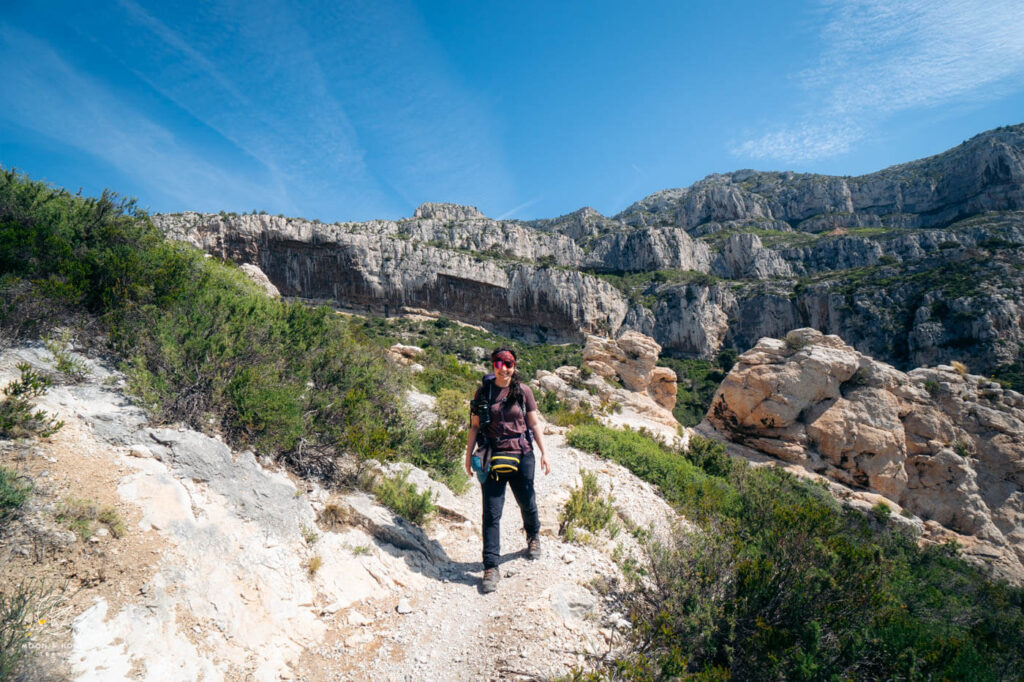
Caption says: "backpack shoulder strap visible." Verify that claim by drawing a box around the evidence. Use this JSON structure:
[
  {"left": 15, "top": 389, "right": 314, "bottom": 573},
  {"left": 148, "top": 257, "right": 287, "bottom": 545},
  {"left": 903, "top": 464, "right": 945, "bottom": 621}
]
[{"left": 481, "top": 374, "right": 496, "bottom": 403}]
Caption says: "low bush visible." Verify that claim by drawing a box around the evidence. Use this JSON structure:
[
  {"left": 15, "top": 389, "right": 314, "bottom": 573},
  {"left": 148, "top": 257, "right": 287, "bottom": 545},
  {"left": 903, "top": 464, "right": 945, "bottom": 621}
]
[
  {"left": 374, "top": 470, "right": 435, "bottom": 525},
  {"left": 44, "top": 330, "right": 88, "bottom": 382},
  {"left": 414, "top": 388, "right": 470, "bottom": 494},
  {"left": 567, "top": 423, "right": 1024, "bottom": 680},
  {"left": 566, "top": 424, "right": 736, "bottom": 523},
  {"left": 413, "top": 348, "right": 480, "bottom": 396},
  {"left": 56, "top": 497, "right": 125, "bottom": 540},
  {"left": 0, "top": 466, "right": 32, "bottom": 523},
  {"left": 559, "top": 470, "right": 616, "bottom": 544},
  {"left": 538, "top": 389, "right": 599, "bottom": 427},
  {"left": 0, "top": 580, "right": 62, "bottom": 680},
  {"left": 0, "top": 364, "right": 64, "bottom": 439},
  {"left": 0, "top": 278, "right": 68, "bottom": 350}
]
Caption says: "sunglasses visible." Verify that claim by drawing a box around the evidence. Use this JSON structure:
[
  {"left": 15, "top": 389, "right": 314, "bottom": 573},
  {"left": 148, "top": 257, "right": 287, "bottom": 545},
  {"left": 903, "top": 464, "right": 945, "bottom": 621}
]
[{"left": 493, "top": 359, "right": 515, "bottom": 370}]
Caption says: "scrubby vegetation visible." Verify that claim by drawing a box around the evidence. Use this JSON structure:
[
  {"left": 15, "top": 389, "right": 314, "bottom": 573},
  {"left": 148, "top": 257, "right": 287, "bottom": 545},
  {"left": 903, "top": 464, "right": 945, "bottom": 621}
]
[
  {"left": 587, "top": 269, "right": 723, "bottom": 307},
  {"left": 44, "top": 330, "right": 88, "bottom": 383},
  {"left": 55, "top": 497, "right": 126, "bottom": 540},
  {"left": 538, "top": 389, "right": 600, "bottom": 427},
  {"left": 0, "top": 580, "right": 61, "bottom": 680},
  {"left": 0, "top": 453, "right": 60, "bottom": 677},
  {"left": 0, "top": 169, "right": 423, "bottom": 483},
  {"left": 567, "top": 424, "right": 1024, "bottom": 680},
  {"left": 0, "top": 467, "right": 31, "bottom": 525},
  {"left": 416, "top": 388, "right": 471, "bottom": 493},
  {"left": 0, "top": 364, "right": 64, "bottom": 439},
  {"left": 351, "top": 314, "right": 582, "bottom": 384},
  {"left": 559, "top": 469, "right": 617, "bottom": 544},
  {"left": 372, "top": 469, "right": 436, "bottom": 525},
  {"left": 657, "top": 350, "right": 736, "bottom": 426}
]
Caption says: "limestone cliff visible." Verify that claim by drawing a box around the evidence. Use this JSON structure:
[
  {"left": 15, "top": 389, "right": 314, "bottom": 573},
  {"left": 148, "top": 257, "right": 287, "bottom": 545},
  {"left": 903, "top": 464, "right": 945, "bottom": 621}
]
[
  {"left": 618, "top": 125, "right": 1024, "bottom": 231},
  {"left": 154, "top": 123, "right": 1024, "bottom": 377}
]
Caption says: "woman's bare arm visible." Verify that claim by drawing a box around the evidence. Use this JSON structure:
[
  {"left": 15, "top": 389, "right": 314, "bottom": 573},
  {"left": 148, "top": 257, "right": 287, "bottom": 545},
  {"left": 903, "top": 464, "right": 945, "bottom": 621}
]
[{"left": 526, "top": 411, "right": 550, "bottom": 475}]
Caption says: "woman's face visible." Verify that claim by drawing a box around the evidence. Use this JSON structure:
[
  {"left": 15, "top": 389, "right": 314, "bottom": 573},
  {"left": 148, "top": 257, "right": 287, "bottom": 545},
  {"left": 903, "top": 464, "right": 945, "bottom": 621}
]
[{"left": 493, "top": 357, "right": 515, "bottom": 382}]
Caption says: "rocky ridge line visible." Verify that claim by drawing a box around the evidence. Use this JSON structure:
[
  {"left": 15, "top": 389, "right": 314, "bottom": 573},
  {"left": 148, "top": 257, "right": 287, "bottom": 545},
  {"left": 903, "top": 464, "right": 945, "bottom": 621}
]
[{"left": 153, "top": 123, "right": 1024, "bottom": 373}]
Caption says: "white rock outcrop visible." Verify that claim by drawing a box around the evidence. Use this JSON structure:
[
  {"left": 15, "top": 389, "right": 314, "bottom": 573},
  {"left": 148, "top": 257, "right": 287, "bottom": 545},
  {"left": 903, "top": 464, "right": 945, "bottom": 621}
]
[
  {"left": 704, "top": 328, "right": 1024, "bottom": 583},
  {"left": 534, "top": 331, "right": 681, "bottom": 442}
]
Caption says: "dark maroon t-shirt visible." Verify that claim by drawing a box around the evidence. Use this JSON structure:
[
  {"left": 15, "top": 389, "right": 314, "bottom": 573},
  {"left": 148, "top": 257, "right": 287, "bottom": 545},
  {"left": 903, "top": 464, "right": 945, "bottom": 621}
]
[{"left": 473, "top": 382, "right": 537, "bottom": 452}]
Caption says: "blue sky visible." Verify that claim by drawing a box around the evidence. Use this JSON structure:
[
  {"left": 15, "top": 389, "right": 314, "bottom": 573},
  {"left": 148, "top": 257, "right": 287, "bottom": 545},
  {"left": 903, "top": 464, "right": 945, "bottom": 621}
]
[{"left": 2, "top": 1, "right": 1023, "bottom": 222}]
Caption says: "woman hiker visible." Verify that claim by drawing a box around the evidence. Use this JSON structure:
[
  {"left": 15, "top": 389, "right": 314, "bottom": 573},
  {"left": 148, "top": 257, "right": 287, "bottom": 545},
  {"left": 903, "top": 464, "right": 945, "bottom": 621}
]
[{"left": 464, "top": 347, "right": 551, "bottom": 593}]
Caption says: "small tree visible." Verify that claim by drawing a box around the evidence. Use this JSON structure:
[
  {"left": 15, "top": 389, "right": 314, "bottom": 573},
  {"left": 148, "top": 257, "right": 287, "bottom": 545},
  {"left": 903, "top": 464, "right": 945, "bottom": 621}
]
[{"left": 0, "top": 364, "right": 63, "bottom": 439}]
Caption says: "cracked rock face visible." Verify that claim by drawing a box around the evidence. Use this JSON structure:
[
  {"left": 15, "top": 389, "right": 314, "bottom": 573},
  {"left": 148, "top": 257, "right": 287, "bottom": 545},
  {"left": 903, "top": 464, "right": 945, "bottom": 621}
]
[
  {"left": 154, "top": 125, "right": 1024, "bottom": 377},
  {"left": 619, "top": 127, "right": 1024, "bottom": 230},
  {"left": 705, "top": 328, "right": 1024, "bottom": 583}
]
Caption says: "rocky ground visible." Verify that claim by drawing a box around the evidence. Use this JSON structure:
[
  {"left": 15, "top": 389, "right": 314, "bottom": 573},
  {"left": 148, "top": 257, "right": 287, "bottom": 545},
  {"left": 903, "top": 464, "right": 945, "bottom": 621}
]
[{"left": 0, "top": 342, "right": 678, "bottom": 681}]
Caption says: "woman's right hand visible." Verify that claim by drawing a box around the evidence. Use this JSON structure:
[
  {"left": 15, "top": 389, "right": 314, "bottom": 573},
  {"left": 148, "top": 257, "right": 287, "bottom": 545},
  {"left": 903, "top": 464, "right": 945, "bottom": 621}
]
[{"left": 464, "top": 450, "right": 473, "bottom": 476}]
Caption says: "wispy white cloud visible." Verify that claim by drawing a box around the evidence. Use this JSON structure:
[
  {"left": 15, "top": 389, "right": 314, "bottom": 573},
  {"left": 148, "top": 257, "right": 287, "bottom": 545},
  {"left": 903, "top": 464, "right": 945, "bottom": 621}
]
[
  {"left": 1, "top": 0, "right": 511, "bottom": 220},
  {"left": 102, "top": 0, "right": 512, "bottom": 219},
  {"left": 497, "top": 195, "right": 543, "bottom": 220},
  {"left": 732, "top": 0, "right": 1024, "bottom": 162},
  {"left": 0, "top": 25, "right": 278, "bottom": 210},
  {"left": 731, "top": 122, "right": 864, "bottom": 162},
  {"left": 106, "top": 0, "right": 373, "bottom": 216}
]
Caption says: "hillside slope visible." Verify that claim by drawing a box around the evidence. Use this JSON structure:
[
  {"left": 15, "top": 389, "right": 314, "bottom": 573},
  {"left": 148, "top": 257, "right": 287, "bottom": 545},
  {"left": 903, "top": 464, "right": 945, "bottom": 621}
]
[{"left": 0, "top": 342, "right": 673, "bottom": 681}]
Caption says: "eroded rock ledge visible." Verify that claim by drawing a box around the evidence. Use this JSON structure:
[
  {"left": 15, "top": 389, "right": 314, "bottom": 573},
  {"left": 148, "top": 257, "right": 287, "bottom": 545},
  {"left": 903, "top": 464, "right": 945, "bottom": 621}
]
[{"left": 702, "top": 328, "right": 1024, "bottom": 583}]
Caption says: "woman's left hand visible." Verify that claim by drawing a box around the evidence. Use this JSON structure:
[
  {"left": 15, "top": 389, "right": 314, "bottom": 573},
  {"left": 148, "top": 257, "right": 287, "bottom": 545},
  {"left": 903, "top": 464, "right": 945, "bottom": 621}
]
[{"left": 540, "top": 452, "right": 550, "bottom": 475}]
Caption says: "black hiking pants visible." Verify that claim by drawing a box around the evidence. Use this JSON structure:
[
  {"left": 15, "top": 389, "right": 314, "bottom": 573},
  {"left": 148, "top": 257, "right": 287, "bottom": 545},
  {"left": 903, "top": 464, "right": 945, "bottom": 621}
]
[{"left": 481, "top": 449, "right": 540, "bottom": 569}]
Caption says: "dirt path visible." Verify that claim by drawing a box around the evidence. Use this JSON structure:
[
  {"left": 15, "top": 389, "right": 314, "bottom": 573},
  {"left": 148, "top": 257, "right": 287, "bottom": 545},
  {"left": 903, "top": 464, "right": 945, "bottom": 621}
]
[
  {"left": 291, "top": 426, "right": 679, "bottom": 682},
  {"left": 2, "top": 344, "right": 679, "bottom": 681}
]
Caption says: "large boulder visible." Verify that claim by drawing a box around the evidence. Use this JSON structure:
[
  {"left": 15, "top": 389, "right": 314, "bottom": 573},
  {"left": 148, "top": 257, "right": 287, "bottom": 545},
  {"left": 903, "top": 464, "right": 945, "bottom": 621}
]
[{"left": 704, "top": 328, "right": 1024, "bottom": 583}]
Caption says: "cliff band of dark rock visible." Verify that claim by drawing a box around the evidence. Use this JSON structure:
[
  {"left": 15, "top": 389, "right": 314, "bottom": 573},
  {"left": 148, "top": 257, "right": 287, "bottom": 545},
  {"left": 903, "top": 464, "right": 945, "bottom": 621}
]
[{"left": 154, "top": 124, "right": 1024, "bottom": 375}]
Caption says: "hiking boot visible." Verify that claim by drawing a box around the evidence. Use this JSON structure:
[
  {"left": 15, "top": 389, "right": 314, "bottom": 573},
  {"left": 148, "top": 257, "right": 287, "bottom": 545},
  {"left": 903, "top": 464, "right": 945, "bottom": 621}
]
[
  {"left": 481, "top": 567, "right": 500, "bottom": 593},
  {"left": 527, "top": 535, "right": 542, "bottom": 560}
]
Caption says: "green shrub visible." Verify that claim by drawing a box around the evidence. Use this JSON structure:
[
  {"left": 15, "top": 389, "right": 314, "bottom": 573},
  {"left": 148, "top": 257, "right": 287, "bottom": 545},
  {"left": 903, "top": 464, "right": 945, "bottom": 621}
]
[
  {"left": 374, "top": 470, "right": 436, "bottom": 525},
  {"left": 684, "top": 434, "right": 733, "bottom": 478},
  {"left": 414, "top": 388, "right": 470, "bottom": 494},
  {"left": 97, "top": 505, "right": 127, "bottom": 538},
  {"left": 559, "top": 470, "right": 616, "bottom": 543},
  {"left": 953, "top": 439, "right": 973, "bottom": 458},
  {"left": 0, "top": 278, "right": 67, "bottom": 349},
  {"left": 567, "top": 423, "right": 1024, "bottom": 680},
  {"left": 413, "top": 349, "right": 480, "bottom": 396},
  {"left": 0, "top": 580, "right": 62, "bottom": 679},
  {"left": 0, "top": 466, "right": 31, "bottom": 523},
  {"left": 56, "top": 497, "right": 99, "bottom": 540},
  {"left": 566, "top": 424, "right": 736, "bottom": 523},
  {"left": 44, "top": 329, "right": 88, "bottom": 382},
  {"left": 0, "top": 364, "right": 64, "bottom": 439},
  {"left": 56, "top": 497, "right": 125, "bottom": 540},
  {"left": 538, "top": 389, "right": 599, "bottom": 427}
]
